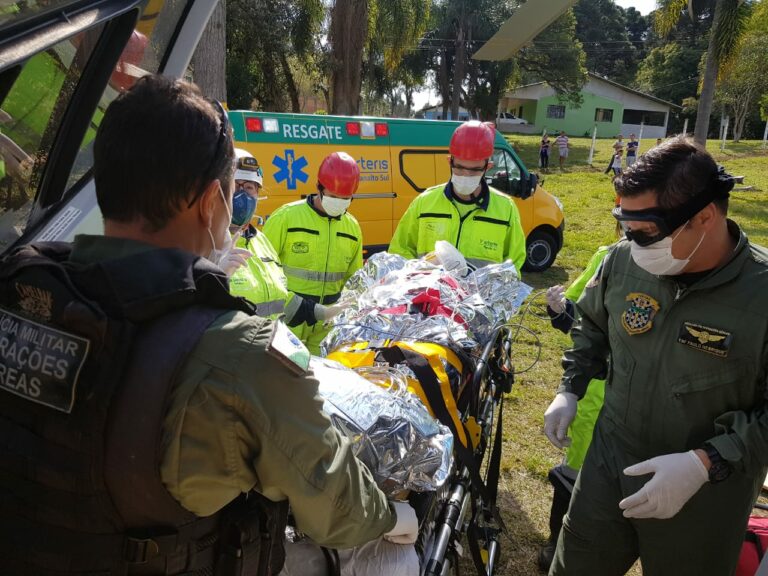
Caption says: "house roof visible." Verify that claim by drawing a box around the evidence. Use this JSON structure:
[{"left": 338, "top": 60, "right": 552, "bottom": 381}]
[{"left": 506, "top": 72, "right": 682, "bottom": 110}]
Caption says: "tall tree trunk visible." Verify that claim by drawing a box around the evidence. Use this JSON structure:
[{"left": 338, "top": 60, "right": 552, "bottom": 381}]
[
  {"left": 279, "top": 53, "right": 301, "bottom": 113},
  {"left": 405, "top": 87, "right": 414, "bottom": 115},
  {"left": 329, "top": 0, "right": 369, "bottom": 115},
  {"left": 191, "top": 1, "right": 226, "bottom": 102},
  {"left": 451, "top": 8, "right": 466, "bottom": 121},
  {"left": 694, "top": 0, "right": 723, "bottom": 146},
  {"left": 439, "top": 48, "right": 450, "bottom": 119}
]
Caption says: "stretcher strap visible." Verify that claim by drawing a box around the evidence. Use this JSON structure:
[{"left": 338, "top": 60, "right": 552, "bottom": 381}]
[{"left": 377, "top": 346, "right": 504, "bottom": 533}]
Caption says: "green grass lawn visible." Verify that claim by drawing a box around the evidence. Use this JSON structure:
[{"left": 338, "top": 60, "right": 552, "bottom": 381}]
[{"left": 489, "top": 136, "right": 768, "bottom": 576}]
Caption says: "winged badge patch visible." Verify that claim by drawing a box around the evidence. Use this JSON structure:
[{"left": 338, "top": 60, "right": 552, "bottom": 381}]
[{"left": 677, "top": 322, "right": 732, "bottom": 357}]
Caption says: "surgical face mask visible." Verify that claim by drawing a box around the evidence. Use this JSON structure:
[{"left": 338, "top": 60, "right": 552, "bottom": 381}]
[
  {"left": 321, "top": 194, "right": 351, "bottom": 217},
  {"left": 629, "top": 223, "right": 706, "bottom": 276},
  {"left": 207, "top": 185, "right": 234, "bottom": 266},
  {"left": 451, "top": 174, "right": 483, "bottom": 197}
]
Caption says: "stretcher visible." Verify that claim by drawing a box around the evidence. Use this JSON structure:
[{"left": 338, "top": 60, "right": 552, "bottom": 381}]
[{"left": 282, "top": 325, "right": 514, "bottom": 576}]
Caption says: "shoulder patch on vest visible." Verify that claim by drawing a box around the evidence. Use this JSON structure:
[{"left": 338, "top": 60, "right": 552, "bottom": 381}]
[
  {"left": 266, "top": 321, "right": 310, "bottom": 375},
  {"left": 0, "top": 307, "right": 90, "bottom": 413},
  {"left": 621, "top": 292, "right": 659, "bottom": 335}
]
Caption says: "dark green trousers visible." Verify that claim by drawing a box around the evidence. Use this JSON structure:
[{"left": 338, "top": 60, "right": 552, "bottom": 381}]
[{"left": 549, "top": 418, "right": 763, "bottom": 576}]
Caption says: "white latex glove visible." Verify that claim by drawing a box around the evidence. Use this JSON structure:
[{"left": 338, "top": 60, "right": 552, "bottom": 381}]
[
  {"left": 314, "top": 303, "right": 345, "bottom": 322},
  {"left": 543, "top": 392, "right": 578, "bottom": 449},
  {"left": 384, "top": 501, "right": 418, "bottom": 545},
  {"left": 219, "top": 247, "right": 251, "bottom": 277},
  {"left": 546, "top": 285, "right": 567, "bottom": 314},
  {"left": 619, "top": 450, "right": 708, "bottom": 519}
]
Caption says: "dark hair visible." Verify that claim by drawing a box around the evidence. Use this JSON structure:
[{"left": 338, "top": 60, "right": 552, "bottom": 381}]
[
  {"left": 614, "top": 136, "right": 728, "bottom": 213},
  {"left": 94, "top": 75, "right": 234, "bottom": 231}
]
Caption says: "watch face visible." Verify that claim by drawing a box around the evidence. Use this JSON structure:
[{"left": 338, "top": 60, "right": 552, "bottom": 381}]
[{"left": 709, "top": 461, "right": 732, "bottom": 483}]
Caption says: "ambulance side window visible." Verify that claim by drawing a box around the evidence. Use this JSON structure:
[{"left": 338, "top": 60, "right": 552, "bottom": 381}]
[
  {"left": 487, "top": 149, "right": 522, "bottom": 196},
  {"left": 0, "top": 25, "right": 105, "bottom": 253}
]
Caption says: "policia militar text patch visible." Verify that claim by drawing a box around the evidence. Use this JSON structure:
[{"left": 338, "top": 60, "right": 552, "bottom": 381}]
[
  {"left": 677, "top": 321, "right": 732, "bottom": 358},
  {"left": 0, "top": 307, "right": 90, "bottom": 413}
]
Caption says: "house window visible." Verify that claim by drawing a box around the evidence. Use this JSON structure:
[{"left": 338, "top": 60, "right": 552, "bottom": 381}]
[
  {"left": 547, "top": 105, "right": 566, "bottom": 119},
  {"left": 595, "top": 108, "right": 613, "bottom": 122},
  {"left": 622, "top": 109, "right": 666, "bottom": 127}
]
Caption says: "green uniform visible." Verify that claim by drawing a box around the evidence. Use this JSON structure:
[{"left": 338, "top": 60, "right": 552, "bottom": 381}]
[
  {"left": 70, "top": 236, "right": 394, "bottom": 549},
  {"left": 229, "top": 228, "right": 291, "bottom": 319},
  {"left": 388, "top": 180, "right": 526, "bottom": 273},
  {"left": 562, "top": 246, "right": 609, "bottom": 471},
  {"left": 263, "top": 196, "right": 363, "bottom": 354},
  {"left": 551, "top": 222, "right": 768, "bottom": 576}
]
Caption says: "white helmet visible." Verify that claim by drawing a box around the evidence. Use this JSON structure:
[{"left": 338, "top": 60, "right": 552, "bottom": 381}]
[{"left": 234, "top": 148, "right": 263, "bottom": 186}]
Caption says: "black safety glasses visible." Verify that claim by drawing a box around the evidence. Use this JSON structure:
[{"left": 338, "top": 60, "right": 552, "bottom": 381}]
[
  {"left": 450, "top": 158, "right": 488, "bottom": 174},
  {"left": 612, "top": 186, "right": 721, "bottom": 247}
]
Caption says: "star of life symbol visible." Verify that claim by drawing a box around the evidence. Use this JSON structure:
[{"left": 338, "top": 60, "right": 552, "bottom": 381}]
[{"left": 272, "top": 149, "right": 309, "bottom": 190}]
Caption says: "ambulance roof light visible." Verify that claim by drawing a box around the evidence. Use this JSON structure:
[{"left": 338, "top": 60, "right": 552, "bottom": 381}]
[
  {"left": 345, "top": 122, "right": 360, "bottom": 136},
  {"left": 246, "top": 117, "right": 263, "bottom": 132},
  {"left": 375, "top": 123, "right": 388, "bottom": 137}
]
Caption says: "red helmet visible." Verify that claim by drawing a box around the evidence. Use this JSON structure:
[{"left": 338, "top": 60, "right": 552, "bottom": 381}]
[
  {"left": 449, "top": 121, "right": 495, "bottom": 161},
  {"left": 110, "top": 31, "right": 149, "bottom": 91},
  {"left": 317, "top": 152, "right": 360, "bottom": 198}
]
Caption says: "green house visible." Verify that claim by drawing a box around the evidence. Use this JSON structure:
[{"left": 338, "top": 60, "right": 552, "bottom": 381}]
[{"left": 498, "top": 72, "right": 680, "bottom": 139}]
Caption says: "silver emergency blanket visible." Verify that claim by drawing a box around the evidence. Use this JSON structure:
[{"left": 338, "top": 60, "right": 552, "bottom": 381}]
[
  {"left": 314, "top": 357, "right": 453, "bottom": 496},
  {"left": 322, "top": 251, "right": 532, "bottom": 355}
]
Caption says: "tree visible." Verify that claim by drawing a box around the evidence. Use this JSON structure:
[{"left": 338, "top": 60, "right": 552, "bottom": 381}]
[
  {"left": 655, "top": 0, "right": 750, "bottom": 145},
  {"left": 328, "top": 0, "right": 431, "bottom": 115},
  {"left": 635, "top": 42, "right": 703, "bottom": 106},
  {"left": 429, "top": 1, "right": 587, "bottom": 120},
  {"left": 191, "top": 1, "right": 226, "bottom": 101},
  {"left": 715, "top": 1, "right": 768, "bottom": 141},
  {"left": 226, "top": 0, "right": 324, "bottom": 111},
  {"left": 572, "top": 0, "right": 642, "bottom": 85}
]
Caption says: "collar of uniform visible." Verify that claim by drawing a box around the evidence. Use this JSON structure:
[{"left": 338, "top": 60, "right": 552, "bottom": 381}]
[
  {"left": 69, "top": 234, "right": 158, "bottom": 264},
  {"left": 662, "top": 219, "right": 749, "bottom": 292},
  {"left": 306, "top": 193, "right": 342, "bottom": 220},
  {"left": 443, "top": 179, "right": 490, "bottom": 211}
]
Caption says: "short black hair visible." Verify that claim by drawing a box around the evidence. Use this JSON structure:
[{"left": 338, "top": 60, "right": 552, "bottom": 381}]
[
  {"left": 94, "top": 75, "right": 234, "bottom": 231},
  {"left": 614, "top": 136, "right": 728, "bottom": 213}
]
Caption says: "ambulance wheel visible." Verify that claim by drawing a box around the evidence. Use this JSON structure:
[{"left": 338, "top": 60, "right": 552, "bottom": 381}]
[{"left": 523, "top": 230, "right": 557, "bottom": 272}]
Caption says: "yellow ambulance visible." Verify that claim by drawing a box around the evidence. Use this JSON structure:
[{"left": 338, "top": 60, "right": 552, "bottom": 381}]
[{"left": 229, "top": 112, "right": 564, "bottom": 271}]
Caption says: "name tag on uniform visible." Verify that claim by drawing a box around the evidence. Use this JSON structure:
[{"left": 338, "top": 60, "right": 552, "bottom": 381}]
[
  {"left": 266, "top": 321, "right": 310, "bottom": 375},
  {"left": 0, "top": 307, "right": 90, "bottom": 413},
  {"left": 677, "top": 321, "right": 732, "bottom": 358}
]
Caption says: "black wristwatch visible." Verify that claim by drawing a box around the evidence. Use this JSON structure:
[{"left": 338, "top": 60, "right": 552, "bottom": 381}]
[{"left": 701, "top": 443, "right": 732, "bottom": 483}]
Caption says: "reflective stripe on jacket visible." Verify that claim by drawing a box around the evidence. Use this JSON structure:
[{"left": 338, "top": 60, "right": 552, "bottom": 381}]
[
  {"left": 229, "top": 229, "right": 291, "bottom": 319},
  {"left": 263, "top": 197, "right": 363, "bottom": 353},
  {"left": 388, "top": 181, "right": 526, "bottom": 273}
]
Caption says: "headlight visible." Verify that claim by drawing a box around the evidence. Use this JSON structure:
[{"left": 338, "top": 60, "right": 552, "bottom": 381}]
[{"left": 552, "top": 194, "right": 564, "bottom": 212}]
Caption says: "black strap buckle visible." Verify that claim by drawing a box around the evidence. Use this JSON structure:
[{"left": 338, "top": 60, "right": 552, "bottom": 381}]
[{"left": 125, "top": 537, "right": 160, "bottom": 564}]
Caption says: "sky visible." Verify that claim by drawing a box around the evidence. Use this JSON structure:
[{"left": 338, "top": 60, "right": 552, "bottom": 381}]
[
  {"left": 411, "top": 1, "right": 657, "bottom": 111},
  {"left": 614, "top": 0, "right": 657, "bottom": 14}
]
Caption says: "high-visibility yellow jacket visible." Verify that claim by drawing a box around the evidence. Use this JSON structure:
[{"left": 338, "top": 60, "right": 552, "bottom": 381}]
[
  {"left": 389, "top": 180, "right": 526, "bottom": 273},
  {"left": 263, "top": 196, "right": 363, "bottom": 353},
  {"left": 229, "top": 228, "right": 291, "bottom": 320}
]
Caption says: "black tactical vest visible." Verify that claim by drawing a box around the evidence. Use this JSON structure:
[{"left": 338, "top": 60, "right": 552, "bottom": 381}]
[{"left": 0, "top": 241, "right": 287, "bottom": 575}]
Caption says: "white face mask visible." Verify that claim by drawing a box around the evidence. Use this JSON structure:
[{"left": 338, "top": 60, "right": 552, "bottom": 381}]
[
  {"left": 630, "top": 223, "right": 706, "bottom": 276},
  {"left": 451, "top": 174, "right": 483, "bottom": 197},
  {"left": 321, "top": 194, "right": 351, "bottom": 217},
  {"left": 207, "top": 185, "right": 234, "bottom": 266}
]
